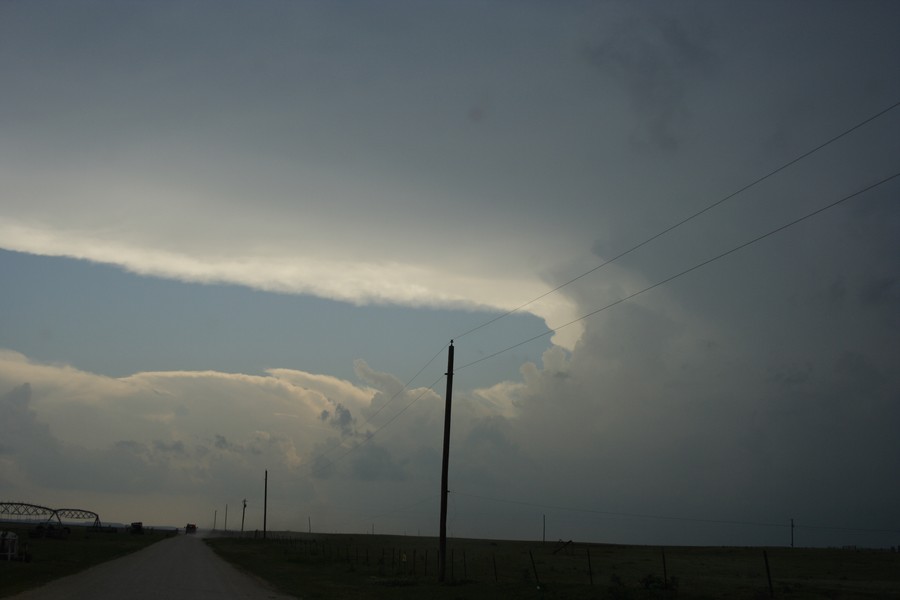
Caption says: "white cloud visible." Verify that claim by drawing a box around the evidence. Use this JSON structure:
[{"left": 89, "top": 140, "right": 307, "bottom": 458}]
[
  {"left": 0, "top": 353, "right": 371, "bottom": 521},
  {"left": 0, "top": 218, "right": 582, "bottom": 349}
]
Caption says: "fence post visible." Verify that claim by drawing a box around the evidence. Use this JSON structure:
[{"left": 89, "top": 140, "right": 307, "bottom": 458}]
[
  {"left": 587, "top": 548, "right": 593, "bottom": 585},
  {"left": 661, "top": 547, "right": 668, "bottom": 589},
  {"left": 530, "top": 550, "right": 542, "bottom": 590}
]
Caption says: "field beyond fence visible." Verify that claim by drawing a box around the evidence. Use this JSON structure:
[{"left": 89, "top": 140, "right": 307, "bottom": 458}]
[{"left": 206, "top": 532, "right": 900, "bottom": 599}]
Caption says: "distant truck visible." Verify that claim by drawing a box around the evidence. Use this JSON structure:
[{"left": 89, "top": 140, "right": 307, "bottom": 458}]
[
  {"left": 185, "top": 523, "right": 197, "bottom": 534},
  {"left": 129, "top": 522, "right": 144, "bottom": 534}
]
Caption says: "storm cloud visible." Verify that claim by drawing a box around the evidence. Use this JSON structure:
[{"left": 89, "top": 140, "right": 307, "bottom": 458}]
[{"left": 0, "top": 1, "right": 898, "bottom": 545}]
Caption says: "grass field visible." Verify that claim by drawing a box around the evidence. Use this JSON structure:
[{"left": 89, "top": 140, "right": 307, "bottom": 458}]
[
  {"left": 207, "top": 532, "right": 900, "bottom": 599},
  {"left": 0, "top": 524, "right": 171, "bottom": 598}
]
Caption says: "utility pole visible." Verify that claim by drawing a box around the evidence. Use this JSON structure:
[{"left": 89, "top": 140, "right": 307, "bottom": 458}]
[
  {"left": 263, "top": 470, "right": 268, "bottom": 539},
  {"left": 241, "top": 499, "right": 247, "bottom": 534},
  {"left": 438, "top": 341, "right": 455, "bottom": 583},
  {"left": 213, "top": 509, "right": 217, "bottom": 531},
  {"left": 791, "top": 518, "right": 794, "bottom": 548},
  {"left": 224, "top": 504, "right": 228, "bottom": 532}
]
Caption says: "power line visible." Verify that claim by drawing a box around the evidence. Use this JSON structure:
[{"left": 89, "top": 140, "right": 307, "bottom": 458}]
[
  {"left": 453, "top": 99, "right": 900, "bottom": 342},
  {"left": 301, "top": 102, "right": 900, "bottom": 480},
  {"left": 303, "top": 167, "right": 898, "bottom": 499},
  {"left": 357, "top": 343, "right": 447, "bottom": 430},
  {"left": 456, "top": 170, "right": 900, "bottom": 372},
  {"left": 297, "top": 105, "right": 900, "bottom": 520}
]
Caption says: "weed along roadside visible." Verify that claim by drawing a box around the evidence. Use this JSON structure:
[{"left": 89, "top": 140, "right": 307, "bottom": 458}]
[
  {"left": 0, "top": 524, "right": 172, "bottom": 598},
  {"left": 206, "top": 532, "right": 900, "bottom": 599}
]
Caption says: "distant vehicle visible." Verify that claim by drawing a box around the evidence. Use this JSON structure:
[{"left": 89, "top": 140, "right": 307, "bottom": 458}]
[
  {"left": 185, "top": 523, "right": 197, "bottom": 534},
  {"left": 129, "top": 522, "right": 144, "bottom": 534}
]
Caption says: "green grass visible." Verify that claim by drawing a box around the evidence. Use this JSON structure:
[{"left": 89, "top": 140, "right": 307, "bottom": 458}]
[
  {"left": 0, "top": 524, "right": 172, "bottom": 598},
  {"left": 207, "top": 532, "right": 900, "bottom": 599}
]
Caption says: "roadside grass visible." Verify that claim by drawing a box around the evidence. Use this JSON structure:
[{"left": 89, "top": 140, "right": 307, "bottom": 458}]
[
  {"left": 0, "top": 524, "right": 172, "bottom": 598},
  {"left": 207, "top": 533, "right": 900, "bottom": 599}
]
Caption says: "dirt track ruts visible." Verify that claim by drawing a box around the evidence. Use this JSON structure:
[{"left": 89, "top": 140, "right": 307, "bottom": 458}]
[{"left": 6, "top": 534, "right": 296, "bottom": 600}]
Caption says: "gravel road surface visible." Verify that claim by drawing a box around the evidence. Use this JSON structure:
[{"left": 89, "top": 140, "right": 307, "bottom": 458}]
[{"left": 6, "top": 534, "right": 297, "bottom": 600}]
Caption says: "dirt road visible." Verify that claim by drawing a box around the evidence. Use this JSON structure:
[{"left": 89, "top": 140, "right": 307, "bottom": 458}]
[{"left": 6, "top": 534, "right": 296, "bottom": 600}]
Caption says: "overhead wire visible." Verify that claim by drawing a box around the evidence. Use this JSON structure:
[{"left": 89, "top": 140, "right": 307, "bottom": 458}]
[
  {"left": 303, "top": 101, "right": 900, "bottom": 474},
  {"left": 456, "top": 170, "right": 900, "bottom": 372},
  {"left": 298, "top": 104, "right": 899, "bottom": 543},
  {"left": 303, "top": 155, "right": 900, "bottom": 485},
  {"left": 356, "top": 343, "right": 448, "bottom": 430},
  {"left": 297, "top": 139, "right": 899, "bottom": 543},
  {"left": 452, "top": 99, "right": 900, "bottom": 342}
]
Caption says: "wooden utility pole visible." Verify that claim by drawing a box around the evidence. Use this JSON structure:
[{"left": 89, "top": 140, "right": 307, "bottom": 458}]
[
  {"left": 438, "top": 341, "right": 455, "bottom": 582},
  {"left": 263, "top": 469, "right": 268, "bottom": 539}
]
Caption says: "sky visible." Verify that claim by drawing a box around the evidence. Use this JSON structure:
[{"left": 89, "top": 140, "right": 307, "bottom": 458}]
[{"left": 1, "top": 1, "right": 899, "bottom": 547}]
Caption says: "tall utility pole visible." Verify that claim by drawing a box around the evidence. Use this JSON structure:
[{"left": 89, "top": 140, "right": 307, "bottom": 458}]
[
  {"left": 224, "top": 504, "right": 228, "bottom": 531},
  {"left": 263, "top": 470, "right": 268, "bottom": 539},
  {"left": 438, "top": 341, "right": 455, "bottom": 583}
]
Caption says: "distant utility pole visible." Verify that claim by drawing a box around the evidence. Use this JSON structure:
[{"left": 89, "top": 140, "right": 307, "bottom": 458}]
[
  {"left": 224, "top": 504, "right": 228, "bottom": 532},
  {"left": 241, "top": 499, "right": 247, "bottom": 534},
  {"left": 438, "top": 341, "right": 455, "bottom": 583},
  {"left": 791, "top": 518, "right": 794, "bottom": 548},
  {"left": 213, "top": 510, "right": 217, "bottom": 531}
]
